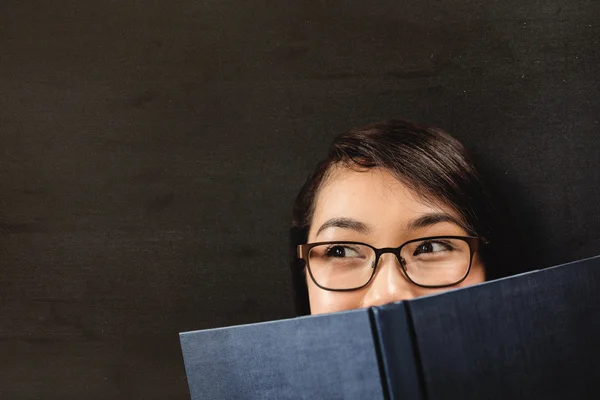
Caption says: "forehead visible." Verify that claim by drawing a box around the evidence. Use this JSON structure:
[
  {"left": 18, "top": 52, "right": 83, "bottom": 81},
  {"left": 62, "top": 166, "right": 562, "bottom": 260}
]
[{"left": 308, "top": 166, "right": 459, "bottom": 240}]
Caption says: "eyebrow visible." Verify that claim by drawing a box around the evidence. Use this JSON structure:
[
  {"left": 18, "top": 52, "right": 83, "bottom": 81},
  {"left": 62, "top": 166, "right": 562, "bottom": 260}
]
[
  {"left": 315, "top": 217, "right": 371, "bottom": 237},
  {"left": 406, "top": 212, "right": 468, "bottom": 232},
  {"left": 315, "top": 213, "right": 468, "bottom": 238}
]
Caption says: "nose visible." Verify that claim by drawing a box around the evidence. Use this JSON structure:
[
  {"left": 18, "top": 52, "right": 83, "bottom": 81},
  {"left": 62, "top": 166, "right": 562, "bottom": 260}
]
[{"left": 360, "top": 253, "right": 417, "bottom": 308}]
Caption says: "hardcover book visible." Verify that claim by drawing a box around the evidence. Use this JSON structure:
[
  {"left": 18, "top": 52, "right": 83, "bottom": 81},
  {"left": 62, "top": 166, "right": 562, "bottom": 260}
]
[{"left": 180, "top": 256, "right": 600, "bottom": 399}]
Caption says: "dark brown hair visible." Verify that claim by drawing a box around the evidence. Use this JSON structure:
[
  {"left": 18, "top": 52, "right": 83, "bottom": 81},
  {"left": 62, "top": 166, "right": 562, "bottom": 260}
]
[{"left": 290, "top": 119, "right": 497, "bottom": 315}]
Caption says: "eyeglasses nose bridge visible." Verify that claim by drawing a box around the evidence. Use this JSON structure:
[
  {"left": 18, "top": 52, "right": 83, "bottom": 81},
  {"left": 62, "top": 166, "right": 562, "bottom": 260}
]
[{"left": 375, "top": 247, "right": 406, "bottom": 269}]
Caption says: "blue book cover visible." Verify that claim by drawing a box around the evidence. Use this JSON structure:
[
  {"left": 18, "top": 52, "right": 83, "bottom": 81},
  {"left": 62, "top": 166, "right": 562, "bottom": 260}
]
[
  {"left": 180, "top": 308, "right": 387, "bottom": 399},
  {"left": 181, "top": 256, "right": 600, "bottom": 399},
  {"left": 403, "top": 255, "right": 600, "bottom": 399}
]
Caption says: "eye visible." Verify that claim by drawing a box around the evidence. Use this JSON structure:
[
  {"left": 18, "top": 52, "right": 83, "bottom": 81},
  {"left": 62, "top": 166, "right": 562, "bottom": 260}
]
[
  {"left": 413, "top": 240, "right": 451, "bottom": 256},
  {"left": 324, "top": 245, "right": 362, "bottom": 258}
]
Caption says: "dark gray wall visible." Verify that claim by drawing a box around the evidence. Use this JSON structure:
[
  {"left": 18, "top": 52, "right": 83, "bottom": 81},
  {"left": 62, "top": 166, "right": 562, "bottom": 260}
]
[{"left": 1, "top": 1, "right": 599, "bottom": 398}]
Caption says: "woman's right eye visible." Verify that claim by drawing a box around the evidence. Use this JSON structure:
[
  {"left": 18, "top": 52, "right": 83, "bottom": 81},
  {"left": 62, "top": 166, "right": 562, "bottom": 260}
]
[
  {"left": 325, "top": 245, "right": 360, "bottom": 258},
  {"left": 325, "top": 246, "right": 347, "bottom": 257}
]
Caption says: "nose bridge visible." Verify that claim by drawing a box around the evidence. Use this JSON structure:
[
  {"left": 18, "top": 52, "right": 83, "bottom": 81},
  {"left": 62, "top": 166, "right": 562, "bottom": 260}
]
[
  {"left": 378, "top": 247, "right": 403, "bottom": 266},
  {"left": 362, "top": 249, "right": 415, "bottom": 307}
]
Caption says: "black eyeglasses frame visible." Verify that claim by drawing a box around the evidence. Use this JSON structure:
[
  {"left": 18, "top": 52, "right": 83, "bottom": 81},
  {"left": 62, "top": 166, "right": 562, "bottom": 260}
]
[{"left": 297, "top": 235, "right": 486, "bottom": 291}]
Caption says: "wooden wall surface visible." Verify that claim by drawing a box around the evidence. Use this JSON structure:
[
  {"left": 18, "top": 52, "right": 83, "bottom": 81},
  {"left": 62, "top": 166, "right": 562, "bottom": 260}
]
[{"left": 1, "top": 1, "right": 599, "bottom": 398}]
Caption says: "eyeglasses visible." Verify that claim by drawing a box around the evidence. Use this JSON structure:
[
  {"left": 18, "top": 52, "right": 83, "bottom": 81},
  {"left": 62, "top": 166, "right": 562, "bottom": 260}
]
[{"left": 297, "top": 236, "right": 483, "bottom": 291}]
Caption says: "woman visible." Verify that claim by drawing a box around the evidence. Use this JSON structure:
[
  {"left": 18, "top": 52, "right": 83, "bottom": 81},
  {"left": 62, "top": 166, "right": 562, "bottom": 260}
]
[{"left": 290, "top": 119, "right": 499, "bottom": 315}]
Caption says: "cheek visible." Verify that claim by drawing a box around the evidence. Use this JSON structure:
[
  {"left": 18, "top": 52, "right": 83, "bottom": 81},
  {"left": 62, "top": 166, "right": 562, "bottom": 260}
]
[
  {"left": 457, "top": 253, "right": 486, "bottom": 287},
  {"left": 394, "top": 260, "right": 486, "bottom": 299},
  {"left": 307, "top": 279, "right": 364, "bottom": 315},
  {"left": 306, "top": 254, "right": 486, "bottom": 314}
]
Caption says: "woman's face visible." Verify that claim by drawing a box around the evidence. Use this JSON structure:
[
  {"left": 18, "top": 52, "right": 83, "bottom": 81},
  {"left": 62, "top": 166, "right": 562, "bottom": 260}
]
[{"left": 306, "top": 166, "right": 485, "bottom": 315}]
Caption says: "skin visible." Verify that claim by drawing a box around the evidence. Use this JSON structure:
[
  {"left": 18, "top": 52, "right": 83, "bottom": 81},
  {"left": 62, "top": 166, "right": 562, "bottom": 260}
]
[{"left": 307, "top": 166, "right": 485, "bottom": 315}]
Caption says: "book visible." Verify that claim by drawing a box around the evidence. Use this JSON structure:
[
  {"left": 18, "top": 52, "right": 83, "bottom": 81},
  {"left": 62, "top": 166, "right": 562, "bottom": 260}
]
[
  {"left": 180, "top": 255, "right": 600, "bottom": 399},
  {"left": 180, "top": 308, "right": 386, "bottom": 399}
]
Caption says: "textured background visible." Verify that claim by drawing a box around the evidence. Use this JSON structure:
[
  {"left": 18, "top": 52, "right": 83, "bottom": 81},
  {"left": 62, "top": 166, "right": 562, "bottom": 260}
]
[{"left": 1, "top": 0, "right": 599, "bottom": 398}]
